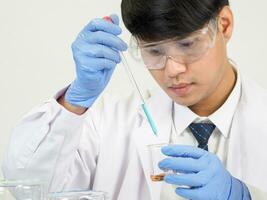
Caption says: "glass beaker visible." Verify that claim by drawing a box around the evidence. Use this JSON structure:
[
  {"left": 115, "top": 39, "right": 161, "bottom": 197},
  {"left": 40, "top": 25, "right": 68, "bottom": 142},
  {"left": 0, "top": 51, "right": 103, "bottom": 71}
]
[
  {"left": 147, "top": 143, "right": 191, "bottom": 189},
  {"left": 147, "top": 143, "right": 169, "bottom": 182},
  {"left": 0, "top": 179, "right": 45, "bottom": 200},
  {"left": 47, "top": 190, "right": 107, "bottom": 200}
]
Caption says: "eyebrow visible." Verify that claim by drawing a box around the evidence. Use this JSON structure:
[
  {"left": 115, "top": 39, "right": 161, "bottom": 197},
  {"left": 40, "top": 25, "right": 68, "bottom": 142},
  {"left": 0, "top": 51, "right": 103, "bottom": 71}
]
[
  {"left": 140, "top": 43, "right": 159, "bottom": 48},
  {"left": 139, "top": 39, "right": 174, "bottom": 48},
  {"left": 140, "top": 32, "right": 204, "bottom": 48}
]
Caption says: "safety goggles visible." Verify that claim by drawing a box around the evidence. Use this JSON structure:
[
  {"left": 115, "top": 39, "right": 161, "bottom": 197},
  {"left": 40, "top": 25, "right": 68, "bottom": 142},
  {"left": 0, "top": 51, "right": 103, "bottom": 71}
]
[{"left": 129, "top": 18, "right": 218, "bottom": 69}]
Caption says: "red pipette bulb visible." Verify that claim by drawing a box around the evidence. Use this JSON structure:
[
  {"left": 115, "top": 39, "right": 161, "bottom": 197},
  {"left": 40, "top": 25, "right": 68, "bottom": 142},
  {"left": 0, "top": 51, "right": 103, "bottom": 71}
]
[{"left": 103, "top": 16, "right": 113, "bottom": 23}]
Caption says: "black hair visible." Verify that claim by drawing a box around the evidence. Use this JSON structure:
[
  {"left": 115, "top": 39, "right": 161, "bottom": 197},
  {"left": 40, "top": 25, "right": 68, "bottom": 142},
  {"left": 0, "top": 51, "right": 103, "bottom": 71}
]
[{"left": 121, "top": 0, "right": 229, "bottom": 42}]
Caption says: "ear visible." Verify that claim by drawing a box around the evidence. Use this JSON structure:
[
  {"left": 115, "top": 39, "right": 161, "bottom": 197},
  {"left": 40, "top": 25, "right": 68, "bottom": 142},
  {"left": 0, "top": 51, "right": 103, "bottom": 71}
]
[{"left": 218, "top": 6, "right": 234, "bottom": 43}]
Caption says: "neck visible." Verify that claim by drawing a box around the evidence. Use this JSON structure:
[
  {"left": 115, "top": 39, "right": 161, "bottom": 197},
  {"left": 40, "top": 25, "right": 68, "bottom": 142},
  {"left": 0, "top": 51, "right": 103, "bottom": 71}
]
[{"left": 189, "top": 61, "right": 237, "bottom": 116}]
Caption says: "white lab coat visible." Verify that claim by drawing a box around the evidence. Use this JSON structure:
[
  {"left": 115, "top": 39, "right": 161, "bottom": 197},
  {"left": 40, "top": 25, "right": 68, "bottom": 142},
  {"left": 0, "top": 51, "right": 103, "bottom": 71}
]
[{"left": 2, "top": 72, "right": 267, "bottom": 200}]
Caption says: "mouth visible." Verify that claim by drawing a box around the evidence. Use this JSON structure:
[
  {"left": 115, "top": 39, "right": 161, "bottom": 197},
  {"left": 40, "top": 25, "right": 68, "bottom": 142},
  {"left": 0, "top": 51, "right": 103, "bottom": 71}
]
[{"left": 168, "top": 83, "right": 194, "bottom": 97}]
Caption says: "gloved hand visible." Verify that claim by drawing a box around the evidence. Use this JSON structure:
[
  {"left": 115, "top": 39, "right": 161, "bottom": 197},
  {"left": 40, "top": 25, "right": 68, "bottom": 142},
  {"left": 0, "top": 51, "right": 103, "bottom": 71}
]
[
  {"left": 65, "top": 14, "right": 127, "bottom": 108},
  {"left": 159, "top": 145, "right": 251, "bottom": 200}
]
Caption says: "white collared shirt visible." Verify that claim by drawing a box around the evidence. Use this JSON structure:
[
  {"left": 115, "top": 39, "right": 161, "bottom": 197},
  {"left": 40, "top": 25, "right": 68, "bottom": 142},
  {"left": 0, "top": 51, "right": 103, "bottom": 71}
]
[{"left": 161, "top": 66, "right": 242, "bottom": 199}]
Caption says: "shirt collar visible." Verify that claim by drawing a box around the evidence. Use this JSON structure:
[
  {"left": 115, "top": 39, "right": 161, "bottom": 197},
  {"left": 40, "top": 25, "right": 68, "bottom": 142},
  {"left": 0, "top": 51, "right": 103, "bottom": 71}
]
[{"left": 173, "top": 63, "right": 241, "bottom": 138}]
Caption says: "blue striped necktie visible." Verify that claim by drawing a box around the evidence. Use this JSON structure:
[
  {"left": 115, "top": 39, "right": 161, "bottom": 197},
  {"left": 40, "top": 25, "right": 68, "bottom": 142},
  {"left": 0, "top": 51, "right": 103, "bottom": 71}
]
[{"left": 188, "top": 123, "right": 216, "bottom": 151}]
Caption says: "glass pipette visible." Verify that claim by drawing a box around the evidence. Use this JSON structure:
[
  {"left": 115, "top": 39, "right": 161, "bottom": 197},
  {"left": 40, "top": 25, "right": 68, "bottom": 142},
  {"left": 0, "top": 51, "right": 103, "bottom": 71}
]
[
  {"left": 120, "top": 53, "right": 158, "bottom": 136},
  {"left": 103, "top": 16, "right": 158, "bottom": 136}
]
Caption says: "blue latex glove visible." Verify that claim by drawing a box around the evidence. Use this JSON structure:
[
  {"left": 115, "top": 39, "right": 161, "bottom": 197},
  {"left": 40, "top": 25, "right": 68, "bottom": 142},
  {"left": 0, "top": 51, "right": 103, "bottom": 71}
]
[
  {"left": 159, "top": 145, "right": 251, "bottom": 200},
  {"left": 65, "top": 14, "right": 127, "bottom": 108}
]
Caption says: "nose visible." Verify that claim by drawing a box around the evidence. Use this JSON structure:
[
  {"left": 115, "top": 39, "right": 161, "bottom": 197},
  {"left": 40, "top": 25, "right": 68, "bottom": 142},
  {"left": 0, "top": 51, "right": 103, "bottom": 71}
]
[{"left": 164, "top": 56, "right": 187, "bottom": 78}]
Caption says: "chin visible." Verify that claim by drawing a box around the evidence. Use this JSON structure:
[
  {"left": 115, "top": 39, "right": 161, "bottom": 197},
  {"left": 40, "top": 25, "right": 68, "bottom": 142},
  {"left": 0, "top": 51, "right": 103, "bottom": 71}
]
[
  {"left": 166, "top": 92, "right": 197, "bottom": 107},
  {"left": 174, "top": 99, "right": 196, "bottom": 107}
]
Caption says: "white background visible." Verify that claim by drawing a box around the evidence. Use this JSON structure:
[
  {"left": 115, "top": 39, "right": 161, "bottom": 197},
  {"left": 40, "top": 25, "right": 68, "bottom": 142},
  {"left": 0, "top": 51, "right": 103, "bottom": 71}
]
[{"left": 0, "top": 0, "right": 266, "bottom": 179}]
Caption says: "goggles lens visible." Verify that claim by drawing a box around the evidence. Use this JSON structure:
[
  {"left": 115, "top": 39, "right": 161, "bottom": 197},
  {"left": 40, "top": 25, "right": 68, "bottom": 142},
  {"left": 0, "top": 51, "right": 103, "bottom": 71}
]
[{"left": 129, "top": 18, "right": 218, "bottom": 69}]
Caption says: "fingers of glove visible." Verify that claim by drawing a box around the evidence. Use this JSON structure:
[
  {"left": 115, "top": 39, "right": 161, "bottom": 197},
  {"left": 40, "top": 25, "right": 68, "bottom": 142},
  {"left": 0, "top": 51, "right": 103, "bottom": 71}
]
[
  {"left": 110, "top": 14, "right": 119, "bottom": 25},
  {"left": 84, "top": 17, "right": 122, "bottom": 36},
  {"left": 77, "top": 31, "right": 127, "bottom": 51},
  {"left": 161, "top": 145, "right": 207, "bottom": 159},
  {"left": 164, "top": 170, "right": 213, "bottom": 188},
  {"left": 103, "top": 65, "right": 116, "bottom": 84},
  {"left": 175, "top": 187, "right": 207, "bottom": 200},
  {"left": 76, "top": 57, "right": 117, "bottom": 73},
  {"left": 73, "top": 43, "right": 121, "bottom": 63},
  {"left": 158, "top": 157, "right": 206, "bottom": 173}
]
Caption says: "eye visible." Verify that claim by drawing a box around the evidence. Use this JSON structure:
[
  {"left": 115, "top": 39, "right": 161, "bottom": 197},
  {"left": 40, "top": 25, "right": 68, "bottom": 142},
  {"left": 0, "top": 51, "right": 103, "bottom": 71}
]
[
  {"left": 150, "top": 49, "right": 162, "bottom": 55},
  {"left": 144, "top": 47, "right": 164, "bottom": 56},
  {"left": 178, "top": 40, "right": 195, "bottom": 48},
  {"left": 177, "top": 37, "right": 201, "bottom": 49}
]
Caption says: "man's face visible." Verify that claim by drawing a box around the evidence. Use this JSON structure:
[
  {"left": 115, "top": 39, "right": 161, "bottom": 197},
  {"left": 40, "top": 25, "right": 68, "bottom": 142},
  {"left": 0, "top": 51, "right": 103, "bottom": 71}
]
[{"left": 147, "top": 22, "right": 231, "bottom": 107}]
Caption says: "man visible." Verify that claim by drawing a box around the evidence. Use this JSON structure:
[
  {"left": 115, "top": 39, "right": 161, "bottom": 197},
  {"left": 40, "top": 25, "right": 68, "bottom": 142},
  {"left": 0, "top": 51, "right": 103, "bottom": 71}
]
[{"left": 2, "top": 0, "right": 267, "bottom": 199}]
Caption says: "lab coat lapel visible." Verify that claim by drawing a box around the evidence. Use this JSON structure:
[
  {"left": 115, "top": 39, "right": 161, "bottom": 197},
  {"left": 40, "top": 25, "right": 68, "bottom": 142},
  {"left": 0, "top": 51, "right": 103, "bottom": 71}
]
[
  {"left": 132, "top": 89, "right": 173, "bottom": 200},
  {"left": 225, "top": 111, "right": 243, "bottom": 178},
  {"left": 225, "top": 74, "right": 246, "bottom": 179}
]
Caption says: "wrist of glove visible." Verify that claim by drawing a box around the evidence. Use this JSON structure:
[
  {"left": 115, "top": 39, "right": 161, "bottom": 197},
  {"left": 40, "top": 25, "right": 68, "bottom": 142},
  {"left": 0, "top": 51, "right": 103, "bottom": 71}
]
[
  {"left": 65, "top": 78, "right": 108, "bottom": 108},
  {"left": 158, "top": 145, "right": 251, "bottom": 200},
  {"left": 228, "top": 177, "right": 251, "bottom": 200}
]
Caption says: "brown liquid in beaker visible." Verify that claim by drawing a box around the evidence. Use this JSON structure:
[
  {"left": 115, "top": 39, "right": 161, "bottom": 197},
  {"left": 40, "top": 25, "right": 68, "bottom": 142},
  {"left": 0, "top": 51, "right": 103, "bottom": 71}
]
[{"left": 150, "top": 173, "right": 165, "bottom": 181}]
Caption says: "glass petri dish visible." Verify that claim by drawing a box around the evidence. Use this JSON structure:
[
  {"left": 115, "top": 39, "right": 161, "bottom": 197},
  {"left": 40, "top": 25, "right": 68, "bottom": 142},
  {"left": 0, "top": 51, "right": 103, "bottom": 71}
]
[
  {"left": 0, "top": 179, "right": 45, "bottom": 200},
  {"left": 47, "top": 190, "right": 107, "bottom": 200}
]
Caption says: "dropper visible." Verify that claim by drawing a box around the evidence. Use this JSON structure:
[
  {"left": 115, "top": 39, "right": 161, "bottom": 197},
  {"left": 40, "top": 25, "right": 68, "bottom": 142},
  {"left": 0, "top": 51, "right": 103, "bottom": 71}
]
[{"left": 103, "top": 16, "right": 158, "bottom": 136}]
